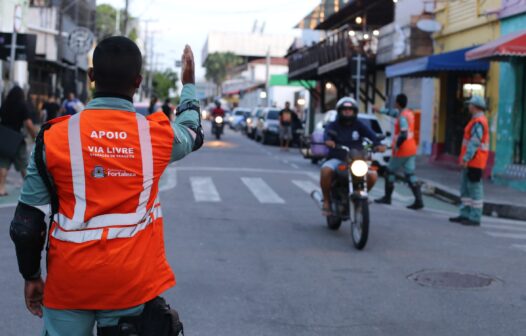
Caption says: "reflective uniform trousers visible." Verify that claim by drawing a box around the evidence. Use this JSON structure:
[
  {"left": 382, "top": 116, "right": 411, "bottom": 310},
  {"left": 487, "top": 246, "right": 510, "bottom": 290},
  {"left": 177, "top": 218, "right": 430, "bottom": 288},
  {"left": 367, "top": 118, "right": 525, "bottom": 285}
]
[
  {"left": 387, "top": 156, "right": 416, "bottom": 184},
  {"left": 459, "top": 168, "right": 484, "bottom": 222},
  {"left": 42, "top": 305, "right": 143, "bottom": 336}
]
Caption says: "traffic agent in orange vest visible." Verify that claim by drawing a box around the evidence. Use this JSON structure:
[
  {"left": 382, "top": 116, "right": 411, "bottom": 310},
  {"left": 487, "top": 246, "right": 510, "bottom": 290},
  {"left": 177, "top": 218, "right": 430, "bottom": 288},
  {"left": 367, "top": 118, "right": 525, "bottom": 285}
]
[
  {"left": 10, "top": 37, "right": 202, "bottom": 334},
  {"left": 450, "top": 95, "right": 489, "bottom": 226},
  {"left": 374, "top": 94, "right": 424, "bottom": 210}
]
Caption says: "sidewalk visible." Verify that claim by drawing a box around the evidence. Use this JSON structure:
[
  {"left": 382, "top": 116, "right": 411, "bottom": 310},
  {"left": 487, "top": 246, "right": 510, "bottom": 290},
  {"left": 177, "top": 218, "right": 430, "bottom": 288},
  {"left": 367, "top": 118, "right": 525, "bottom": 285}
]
[{"left": 414, "top": 156, "right": 526, "bottom": 221}]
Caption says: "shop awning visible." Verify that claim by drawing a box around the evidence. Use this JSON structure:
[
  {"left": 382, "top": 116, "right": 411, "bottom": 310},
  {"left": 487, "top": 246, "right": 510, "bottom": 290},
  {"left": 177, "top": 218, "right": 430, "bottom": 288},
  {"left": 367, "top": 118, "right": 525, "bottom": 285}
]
[
  {"left": 466, "top": 30, "right": 526, "bottom": 61},
  {"left": 386, "top": 47, "right": 490, "bottom": 78}
]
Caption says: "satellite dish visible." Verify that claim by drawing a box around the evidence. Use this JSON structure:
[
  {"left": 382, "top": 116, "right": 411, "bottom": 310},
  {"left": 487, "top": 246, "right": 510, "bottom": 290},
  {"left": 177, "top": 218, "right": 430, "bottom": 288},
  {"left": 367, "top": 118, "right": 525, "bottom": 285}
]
[{"left": 417, "top": 19, "right": 442, "bottom": 33}]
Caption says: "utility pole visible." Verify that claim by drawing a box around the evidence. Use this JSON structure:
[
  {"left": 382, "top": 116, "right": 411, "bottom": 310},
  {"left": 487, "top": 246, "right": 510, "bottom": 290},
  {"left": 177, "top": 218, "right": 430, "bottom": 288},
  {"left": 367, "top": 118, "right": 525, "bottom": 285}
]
[
  {"left": 9, "top": 4, "right": 22, "bottom": 87},
  {"left": 123, "top": 0, "right": 130, "bottom": 36},
  {"left": 265, "top": 47, "right": 270, "bottom": 107}
]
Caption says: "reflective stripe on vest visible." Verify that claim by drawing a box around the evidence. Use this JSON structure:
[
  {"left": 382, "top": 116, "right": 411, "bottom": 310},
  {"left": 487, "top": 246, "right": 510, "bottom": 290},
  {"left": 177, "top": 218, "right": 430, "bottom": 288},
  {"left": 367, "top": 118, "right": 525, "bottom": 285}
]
[{"left": 52, "top": 112, "right": 155, "bottom": 241}]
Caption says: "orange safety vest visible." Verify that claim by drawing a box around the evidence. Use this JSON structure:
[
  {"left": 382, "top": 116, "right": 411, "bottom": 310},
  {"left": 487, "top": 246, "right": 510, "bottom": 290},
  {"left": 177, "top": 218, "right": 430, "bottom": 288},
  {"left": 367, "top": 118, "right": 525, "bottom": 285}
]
[
  {"left": 459, "top": 114, "right": 489, "bottom": 169},
  {"left": 43, "top": 109, "right": 175, "bottom": 310},
  {"left": 393, "top": 109, "right": 417, "bottom": 157}
]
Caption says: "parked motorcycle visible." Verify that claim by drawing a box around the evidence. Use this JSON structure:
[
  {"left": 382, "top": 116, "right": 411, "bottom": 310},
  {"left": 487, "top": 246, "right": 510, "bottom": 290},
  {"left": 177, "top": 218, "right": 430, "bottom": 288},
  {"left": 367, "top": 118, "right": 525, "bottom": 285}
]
[
  {"left": 312, "top": 144, "right": 375, "bottom": 250},
  {"left": 212, "top": 116, "right": 224, "bottom": 140}
]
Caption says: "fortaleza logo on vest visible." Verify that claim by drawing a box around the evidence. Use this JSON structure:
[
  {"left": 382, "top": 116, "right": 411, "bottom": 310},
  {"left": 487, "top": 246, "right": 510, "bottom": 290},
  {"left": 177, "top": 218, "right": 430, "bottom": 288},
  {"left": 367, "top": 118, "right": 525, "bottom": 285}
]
[{"left": 91, "top": 166, "right": 136, "bottom": 178}]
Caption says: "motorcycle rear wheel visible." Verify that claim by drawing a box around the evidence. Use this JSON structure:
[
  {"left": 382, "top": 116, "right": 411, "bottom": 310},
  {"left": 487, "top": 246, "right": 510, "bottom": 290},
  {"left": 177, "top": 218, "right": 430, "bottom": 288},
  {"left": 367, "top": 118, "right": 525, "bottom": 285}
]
[
  {"left": 326, "top": 201, "right": 342, "bottom": 230},
  {"left": 351, "top": 198, "right": 369, "bottom": 250}
]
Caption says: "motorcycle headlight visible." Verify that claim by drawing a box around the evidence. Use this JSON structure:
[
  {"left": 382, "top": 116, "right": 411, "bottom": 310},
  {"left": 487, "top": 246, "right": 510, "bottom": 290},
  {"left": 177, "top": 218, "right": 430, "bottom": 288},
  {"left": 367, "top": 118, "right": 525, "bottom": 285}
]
[
  {"left": 246, "top": 118, "right": 252, "bottom": 124},
  {"left": 215, "top": 116, "right": 223, "bottom": 123},
  {"left": 351, "top": 160, "right": 368, "bottom": 177}
]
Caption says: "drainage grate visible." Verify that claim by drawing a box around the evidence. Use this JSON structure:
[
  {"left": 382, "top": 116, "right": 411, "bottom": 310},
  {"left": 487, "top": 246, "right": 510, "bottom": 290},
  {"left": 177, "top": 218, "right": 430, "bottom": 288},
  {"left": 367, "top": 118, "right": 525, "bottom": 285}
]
[{"left": 408, "top": 270, "right": 497, "bottom": 289}]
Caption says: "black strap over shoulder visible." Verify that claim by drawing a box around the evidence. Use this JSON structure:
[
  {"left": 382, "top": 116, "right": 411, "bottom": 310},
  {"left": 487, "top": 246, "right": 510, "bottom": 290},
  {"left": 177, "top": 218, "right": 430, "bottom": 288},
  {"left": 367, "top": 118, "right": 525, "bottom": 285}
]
[{"left": 34, "top": 123, "right": 59, "bottom": 226}]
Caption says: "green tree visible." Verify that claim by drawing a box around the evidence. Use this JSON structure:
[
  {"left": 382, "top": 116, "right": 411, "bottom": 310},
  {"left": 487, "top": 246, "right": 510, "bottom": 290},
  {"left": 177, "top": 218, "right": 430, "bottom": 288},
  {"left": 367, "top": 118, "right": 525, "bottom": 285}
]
[
  {"left": 95, "top": 4, "right": 137, "bottom": 41},
  {"left": 152, "top": 69, "right": 179, "bottom": 99},
  {"left": 204, "top": 52, "right": 243, "bottom": 95}
]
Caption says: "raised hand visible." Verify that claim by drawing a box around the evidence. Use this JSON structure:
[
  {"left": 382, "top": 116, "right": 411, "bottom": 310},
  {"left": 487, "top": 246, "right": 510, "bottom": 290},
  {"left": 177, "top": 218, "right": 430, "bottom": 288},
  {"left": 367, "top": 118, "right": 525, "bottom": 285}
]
[{"left": 181, "top": 45, "right": 195, "bottom": 85}]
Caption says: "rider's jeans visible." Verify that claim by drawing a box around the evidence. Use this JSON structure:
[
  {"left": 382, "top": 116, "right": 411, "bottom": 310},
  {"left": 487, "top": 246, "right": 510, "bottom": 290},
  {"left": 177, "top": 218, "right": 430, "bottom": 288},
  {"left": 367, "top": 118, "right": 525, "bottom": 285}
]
[
  {"left": 42, "top": 305, "right": 143, "bottom": 336},
  {"left": 321, "top": 158, "right": 344, "bottom": 171}
]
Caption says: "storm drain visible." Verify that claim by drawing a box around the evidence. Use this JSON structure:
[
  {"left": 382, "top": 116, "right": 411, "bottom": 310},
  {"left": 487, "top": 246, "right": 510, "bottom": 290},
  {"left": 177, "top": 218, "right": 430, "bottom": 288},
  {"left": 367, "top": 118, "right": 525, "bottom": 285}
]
[{"left": 408, "top": 270, "right": 497, "bottom": 289}]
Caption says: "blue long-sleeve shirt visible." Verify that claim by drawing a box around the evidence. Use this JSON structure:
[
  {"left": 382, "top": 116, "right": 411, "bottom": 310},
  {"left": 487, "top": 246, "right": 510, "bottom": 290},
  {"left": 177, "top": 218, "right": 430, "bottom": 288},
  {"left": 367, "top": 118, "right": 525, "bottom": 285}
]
[
  {"left": 19, "top": 84, "right": 200, "bottom": 208},
  {"left": 324, "top": 118, "right": 381, "bottom": 159}
]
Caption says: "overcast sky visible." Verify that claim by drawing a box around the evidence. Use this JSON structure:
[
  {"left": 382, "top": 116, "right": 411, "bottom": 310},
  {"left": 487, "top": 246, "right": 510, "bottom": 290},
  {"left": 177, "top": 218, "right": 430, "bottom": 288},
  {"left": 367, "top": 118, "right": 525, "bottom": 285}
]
[{"left": 98, "top": 0, "right": 320, "bottom": 81}]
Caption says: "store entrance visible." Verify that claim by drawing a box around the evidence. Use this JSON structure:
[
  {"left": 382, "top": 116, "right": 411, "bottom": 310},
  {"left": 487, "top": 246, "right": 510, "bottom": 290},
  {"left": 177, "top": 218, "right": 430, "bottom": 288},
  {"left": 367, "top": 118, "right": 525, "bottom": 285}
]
[
  {"left": 513, "top": 62, "right": 526, "bottom": 165},
  {"left": 444, "top": 74, "right": 486, "bottom": 157}
]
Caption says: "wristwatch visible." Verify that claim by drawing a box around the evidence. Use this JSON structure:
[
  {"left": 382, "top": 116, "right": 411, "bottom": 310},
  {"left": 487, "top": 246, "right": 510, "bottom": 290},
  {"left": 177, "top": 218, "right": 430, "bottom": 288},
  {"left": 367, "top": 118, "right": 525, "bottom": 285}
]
[{"left": 176, "top": 101, "right": 200, "bottom": 117}]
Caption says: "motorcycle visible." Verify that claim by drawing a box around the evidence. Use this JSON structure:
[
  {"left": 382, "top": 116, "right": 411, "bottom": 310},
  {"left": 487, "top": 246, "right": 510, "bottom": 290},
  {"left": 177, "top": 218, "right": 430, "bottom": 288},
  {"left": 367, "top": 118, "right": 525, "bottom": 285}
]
[
  {"left": 312, "top": 143, "right": 375, "bottom": 250},
  {"left": 212, "top": 116, "right": 224, "bottom": 140}
]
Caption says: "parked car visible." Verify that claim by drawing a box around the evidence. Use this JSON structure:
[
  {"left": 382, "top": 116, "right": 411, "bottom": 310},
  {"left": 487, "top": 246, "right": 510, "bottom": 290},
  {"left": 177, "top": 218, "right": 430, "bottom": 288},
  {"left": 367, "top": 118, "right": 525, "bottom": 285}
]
[
  {"left": 255, "top": 108, "right": 281, "bottom": 145},
  {"left": 308, "top": 110, "right": 392, "bottom": 170},
  {"left": 230, "top": 108, "right": 252, "bottom": 130},
  {"left": 246, "top": 107, "right": 264, "bottom": 139}
]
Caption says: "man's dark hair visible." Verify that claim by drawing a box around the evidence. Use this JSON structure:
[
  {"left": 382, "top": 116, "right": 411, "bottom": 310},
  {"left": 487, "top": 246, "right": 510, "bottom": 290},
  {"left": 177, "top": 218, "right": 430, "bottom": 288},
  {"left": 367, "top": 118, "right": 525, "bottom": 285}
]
[
  {"left": 396, "top": 94, "right": 408, "bottom": 109},
  {"left": 93, "top": 36, "right": 142, "bottom": 92}
]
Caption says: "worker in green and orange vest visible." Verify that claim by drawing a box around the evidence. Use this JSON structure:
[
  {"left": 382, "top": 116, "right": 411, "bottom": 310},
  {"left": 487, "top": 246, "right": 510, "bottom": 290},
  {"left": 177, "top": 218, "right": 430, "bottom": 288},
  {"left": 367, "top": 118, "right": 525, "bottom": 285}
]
[
  {"left": 449, "top": 96, "right": 490, "bottom": 226},
  {"left": 374, "top": 94, "right": 424, "bottom": 210}
]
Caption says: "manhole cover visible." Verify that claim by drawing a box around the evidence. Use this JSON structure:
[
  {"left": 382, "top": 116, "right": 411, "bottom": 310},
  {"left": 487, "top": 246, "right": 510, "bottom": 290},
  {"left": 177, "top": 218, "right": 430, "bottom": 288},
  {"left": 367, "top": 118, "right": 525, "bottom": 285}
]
[{"left": 408, "top": 270, "right": 496, "bottom": 289}]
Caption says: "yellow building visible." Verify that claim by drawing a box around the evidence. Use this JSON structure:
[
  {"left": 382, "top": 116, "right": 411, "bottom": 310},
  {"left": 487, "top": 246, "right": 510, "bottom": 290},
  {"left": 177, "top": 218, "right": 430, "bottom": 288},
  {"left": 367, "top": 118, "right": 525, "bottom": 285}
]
[{"left": 432, "top": 0, "right": 501, "bottom": 171}]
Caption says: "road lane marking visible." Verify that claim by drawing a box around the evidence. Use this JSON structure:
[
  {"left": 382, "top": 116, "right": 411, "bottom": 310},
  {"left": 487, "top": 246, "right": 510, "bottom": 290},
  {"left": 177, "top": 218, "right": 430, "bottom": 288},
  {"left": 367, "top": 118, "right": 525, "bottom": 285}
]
[
  {"left": 485, "top": 232, "right": 526, "bottom": 239},
  {"left": 190, "top": 177, "right": 221, "bottom": 202},
  {"left": 292, "top": 180, "right": 320, "bottom": 194},
  {"left": 176, "top": 167, "right": 310, "bottom": 175},
  {"left": 512, "top": 244, "right": 526, "bottom": 252},
  {"left": 159, "top": 167, "right": 177, "bottom": 192},
  {"left": 482, "top": 224, "right": 526, "bottom": 232},
  {"left": 290, "top": 163, "right": 299, "bottom": 169},
  {"left": 241, "top": 177, "right": 284, "bottom": 204}
]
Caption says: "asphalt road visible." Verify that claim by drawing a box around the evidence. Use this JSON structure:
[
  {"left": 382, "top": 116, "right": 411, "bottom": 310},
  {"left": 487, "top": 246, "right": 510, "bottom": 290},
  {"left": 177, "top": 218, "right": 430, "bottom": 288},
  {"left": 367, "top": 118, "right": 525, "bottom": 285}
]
[{"left": 1, "top": 123, "right": 525, "bottom": 335}]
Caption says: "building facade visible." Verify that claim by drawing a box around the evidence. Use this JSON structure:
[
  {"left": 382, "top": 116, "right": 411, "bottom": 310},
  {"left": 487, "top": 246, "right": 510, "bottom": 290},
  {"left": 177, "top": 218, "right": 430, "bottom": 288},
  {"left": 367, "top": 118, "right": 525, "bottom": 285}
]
[
  {"left": 492, "top": 1, "right": 526, "bottom": 190},
  {"left": 432, "top": 0, "right": 501, "bottom": 173}
]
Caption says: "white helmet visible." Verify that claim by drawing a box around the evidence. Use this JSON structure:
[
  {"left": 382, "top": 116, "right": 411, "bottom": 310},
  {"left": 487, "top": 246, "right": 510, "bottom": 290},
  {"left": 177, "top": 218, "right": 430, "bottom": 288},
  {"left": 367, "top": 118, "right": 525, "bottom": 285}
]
[{"left": 336, "top": 97, "right": 358, "bottom": 113}]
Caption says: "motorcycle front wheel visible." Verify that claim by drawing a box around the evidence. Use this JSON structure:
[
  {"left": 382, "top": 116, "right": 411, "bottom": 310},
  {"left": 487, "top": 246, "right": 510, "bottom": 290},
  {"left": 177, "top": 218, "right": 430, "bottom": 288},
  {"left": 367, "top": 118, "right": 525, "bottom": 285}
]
[{"left": 351, "top": 198, "right": 369, "bottom": 250}]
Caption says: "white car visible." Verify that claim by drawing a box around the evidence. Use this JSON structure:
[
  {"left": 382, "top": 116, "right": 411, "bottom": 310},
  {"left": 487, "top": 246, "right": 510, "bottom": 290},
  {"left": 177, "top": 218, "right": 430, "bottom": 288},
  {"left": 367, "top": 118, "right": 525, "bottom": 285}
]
[
  {"left": 312, "top": 110, "right": 392, "bottom": 170},
  {"left": 255, "top": 108, "right": 281, "bottom": 145}
]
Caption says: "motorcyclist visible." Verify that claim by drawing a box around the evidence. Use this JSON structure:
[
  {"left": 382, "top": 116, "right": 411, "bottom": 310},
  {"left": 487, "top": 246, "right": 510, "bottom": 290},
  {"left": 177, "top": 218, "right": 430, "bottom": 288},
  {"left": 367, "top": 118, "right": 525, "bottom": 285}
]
[
  {"left": 320, "top": 97, "right": 385, "bottom": 216},
  {"left": 211, "top": 100, "right": 225, "bottom": 118}
]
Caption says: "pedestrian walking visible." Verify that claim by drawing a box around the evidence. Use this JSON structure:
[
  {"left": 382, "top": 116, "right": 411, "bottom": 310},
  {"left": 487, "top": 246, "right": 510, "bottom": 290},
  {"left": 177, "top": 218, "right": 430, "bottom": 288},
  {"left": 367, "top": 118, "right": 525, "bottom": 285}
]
[
  {"left": 279, "top": 101, "right": 295, "bottom": 151},
  {"left": 59, "top": 92, "right": 83, "bottom": 116},
  {"left": 41, "top": 95, "right": 60, "bottom": 122},
  {"left": 148, "top": 95, "right": 159, "bottom": 114},
  {"left": 9, "top": 37, "right": 201, "bottom": 334},
  {"left": 374, "top": 93, "right": 424, "bottom": 210},
  {"left": 0, "top": 86, "right": 37, "bottom": 196},
  {"left": 449, "top": 96, "right": 489, "bottom": 226},
  {"left": 162, "top": 98, "right": 174, "bottom": 121}
]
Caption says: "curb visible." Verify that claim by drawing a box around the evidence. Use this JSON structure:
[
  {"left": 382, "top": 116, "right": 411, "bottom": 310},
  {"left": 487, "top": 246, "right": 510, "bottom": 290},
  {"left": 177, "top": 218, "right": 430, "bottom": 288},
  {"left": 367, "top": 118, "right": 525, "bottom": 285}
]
[{"left": 419, "top": 178, "right": 526, "bottom": 222}]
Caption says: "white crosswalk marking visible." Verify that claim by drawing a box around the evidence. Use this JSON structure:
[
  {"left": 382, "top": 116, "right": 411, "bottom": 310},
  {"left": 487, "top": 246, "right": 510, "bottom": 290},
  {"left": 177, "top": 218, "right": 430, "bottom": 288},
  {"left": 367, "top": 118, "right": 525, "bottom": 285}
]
[
  {"left": 483, "top": 224, "right": 526, "bottom": 232},
  {"left": 292, "top": 180, "right": 320, "bottom": 194},
  {"left": 485, "top": 232, "right": 526, "bottom": 239},
  {"left": 241, "top": 177, "right": 285, "bottom": 204},
  {"left": 190, "top": 177, "right": 221, "bottom": 202},
  {"left": 512, "top": 244, "right": 526, "bottom": 252}
]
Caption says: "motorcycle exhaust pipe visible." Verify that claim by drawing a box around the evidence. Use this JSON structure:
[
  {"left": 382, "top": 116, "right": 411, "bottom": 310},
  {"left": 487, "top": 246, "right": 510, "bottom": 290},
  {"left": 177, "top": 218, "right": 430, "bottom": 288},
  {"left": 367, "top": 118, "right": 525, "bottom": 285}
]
[{"left": 310, "top": 190, "right": 323, "bottom": 209}]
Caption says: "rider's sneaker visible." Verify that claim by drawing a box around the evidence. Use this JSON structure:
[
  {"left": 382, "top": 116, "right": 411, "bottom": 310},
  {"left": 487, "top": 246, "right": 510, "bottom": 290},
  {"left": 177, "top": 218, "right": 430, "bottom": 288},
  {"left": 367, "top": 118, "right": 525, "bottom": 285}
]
[
  {"left": 449, "top": 216, "right": 467, "bottom": 223},
  {"left": 374, "top": 196, "right": 391, "bottom": 205}
]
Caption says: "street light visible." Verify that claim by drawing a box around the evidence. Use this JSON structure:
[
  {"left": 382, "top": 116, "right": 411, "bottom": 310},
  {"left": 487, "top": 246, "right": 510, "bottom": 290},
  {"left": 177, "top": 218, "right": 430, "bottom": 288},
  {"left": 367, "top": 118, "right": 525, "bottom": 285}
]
[
  {"left": 260, "top": 91, "right": 267, "bottom": 99},
  {"left": 297, "top": 98, "right": 306, "bottom": 106},
  {"left": 355, "top": 16, "right": 363, "bottom": 24},
  {"left": 373, "top": 30, "right": 380, "bottom": 36},
  {"left": 348, "top": 30, "right": 356, "bottom": 37}
]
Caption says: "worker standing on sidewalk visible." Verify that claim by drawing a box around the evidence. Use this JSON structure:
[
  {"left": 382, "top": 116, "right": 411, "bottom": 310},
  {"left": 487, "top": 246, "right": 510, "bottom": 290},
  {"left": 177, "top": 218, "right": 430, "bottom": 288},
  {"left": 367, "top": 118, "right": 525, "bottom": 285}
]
[
  {"left": 373, "top": 94, "right": 424, "bottom": 210},
  {"left": 9, "top": 36, "right": 201, "bottom": 335},
  {"left": 449, "top": 96, "right": 489, "bottom": 227}
]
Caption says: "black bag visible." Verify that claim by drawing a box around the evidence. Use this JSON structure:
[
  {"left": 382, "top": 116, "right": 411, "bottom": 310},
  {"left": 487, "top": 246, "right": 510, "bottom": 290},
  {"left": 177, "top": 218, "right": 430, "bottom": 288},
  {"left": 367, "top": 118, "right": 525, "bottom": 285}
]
[
  {"left": 98, "top": 297, "right": 184, "bottom": 336},
  {"left": 0, "top": 124, "right": 25, "bottom": 159},
  {"left": 467, "top": 167, "right": 483, "bottom": 183}
]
